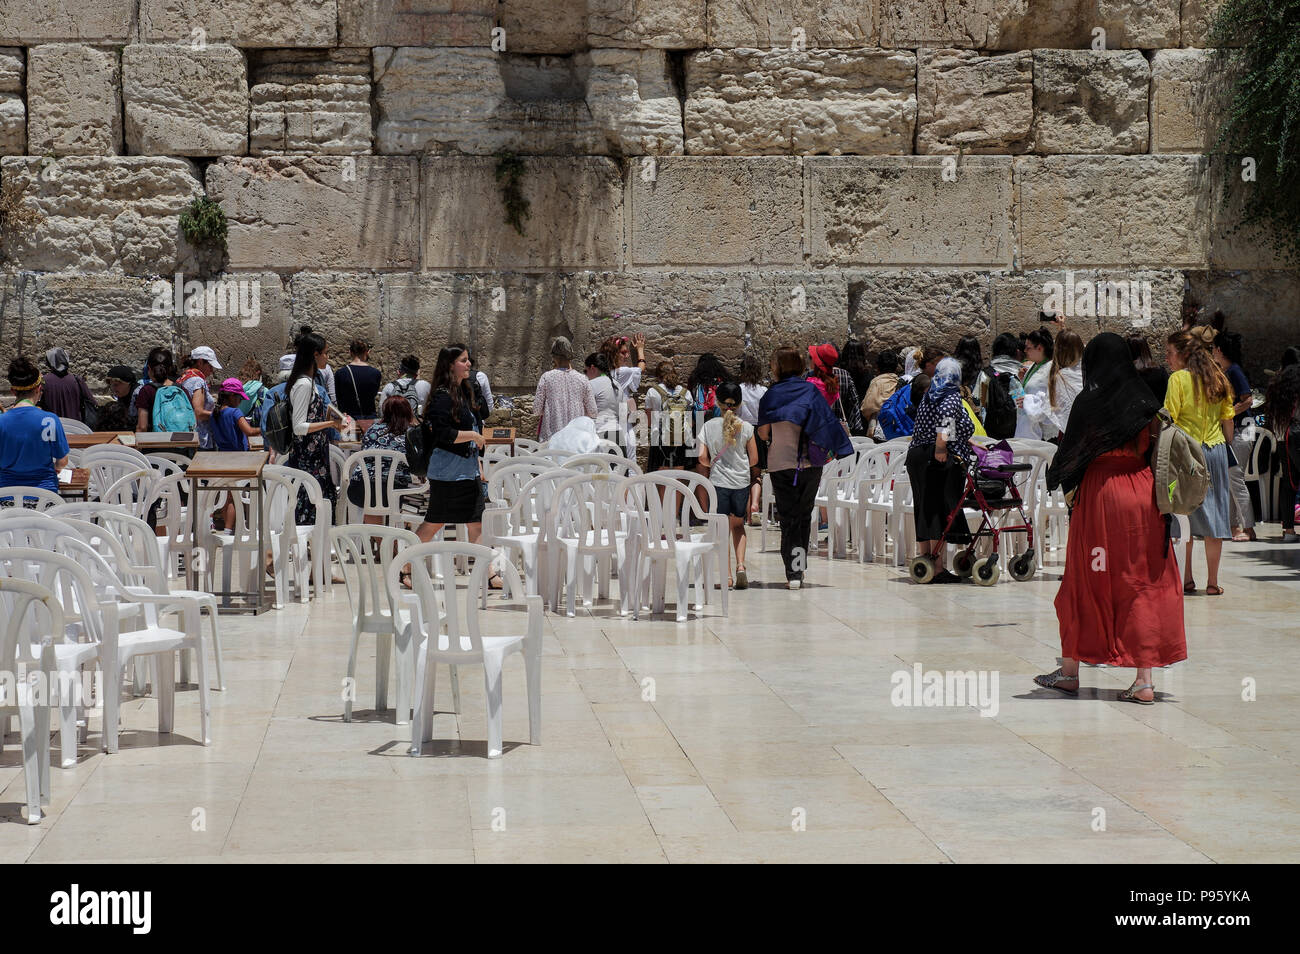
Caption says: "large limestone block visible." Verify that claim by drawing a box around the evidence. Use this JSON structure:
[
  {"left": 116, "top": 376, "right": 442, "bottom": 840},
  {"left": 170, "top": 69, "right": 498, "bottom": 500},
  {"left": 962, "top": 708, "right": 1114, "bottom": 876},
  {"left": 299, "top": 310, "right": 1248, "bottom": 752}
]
[
  {"left": 472, "top": 273, "right": 589, "bottom": 387},
  {"left": 1181, "top": 0, "right": 1223, "bottom": 48},
  {"left": 578, "top": 271, "right": 750, "bottom": 366},
  {"left": 422, "top": 156, "right": 623, "bottom": 268},
  {"left": 338, "top": 0, "right": 496, "bottom": 46},
  {"left": 706, "top": 1, "right": 876, "bottom": 48},
  {"left": 207, "top": 157, "right": 420, "bottom": 270},
  {"left": 0, "top": 156, "right": 203, "bottom": 274},
  {"left": 26, "top": 45, "right": 122, "bottom": 156},
  {"left": 916, "top": 49, "right": 1033, "bottom": 154},
  {"left": 991, "top": 269, "right": 1184, "bottom": 342},
  {"left": 0, "top": 1, "right": 134, "bottom": 44},
  {"left": 631, "top": 157, "right": 803, "bottom": 266},
  {"left": 846, "top": 270, "right": 993, "bottom": 351},
  {"left": 880, "top": 1, "right": 1180, "bottom": 50},
  {"left": 1016, "top": 156, "right": 1288, "bottom": 269},
  {"left": 1033, "top": 50, "right": 1149, "bottom": 154},
  {"left": 1185, "top": 270, "right": 1300, "bottom": 381},
  {"left": 374, "top": 47, "right": 680, "bottom": 156},
  {"left": 1151, "top": 49, "right": 1213, "bottom": 153},
  {"left": 808, "top": 156, "right": 1014, "bottom": 267},
  {"left": 123, "top": 45, "right": 250, "bottom": 156},
  {"left": 250, "top": 49, "right": 372, "bottom": 155},
  {"left": 179, "top": 272, "right": 293, "bottom": 377},
  {"left": 747, "top": 272, "right": 850, "bottom": 361},
  {"left": 499, "top": 0, "right": 587, "bottom": 54},
  {"left": 588, "top": 0, "right": 708, "bottom": 49},
  {"left": 684, "top": 49, "right": 915, "bottom": 156},
  {"left": 0, "top": 49, "right": 24, "bottom": 155},
  {"left": 139, "top": 0, "right": 338, "bottom": 48}
]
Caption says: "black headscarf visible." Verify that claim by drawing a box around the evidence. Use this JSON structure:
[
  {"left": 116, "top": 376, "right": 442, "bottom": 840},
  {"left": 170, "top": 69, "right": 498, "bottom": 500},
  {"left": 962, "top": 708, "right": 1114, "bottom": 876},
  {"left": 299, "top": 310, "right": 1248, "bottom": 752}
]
[{"left": 1046, "top": 333, "right": 1160, "bottom": 494}]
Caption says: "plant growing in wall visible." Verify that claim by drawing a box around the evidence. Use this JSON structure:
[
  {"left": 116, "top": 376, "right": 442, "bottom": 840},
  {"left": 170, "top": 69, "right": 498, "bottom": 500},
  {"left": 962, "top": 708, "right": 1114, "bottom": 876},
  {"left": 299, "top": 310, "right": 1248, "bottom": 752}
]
[
  {"left": 1208, "top": 0, "right": 1300, "bottom": 261},
  {"left": 0, "top": 175, "right": 45, "bottom": 262},
  {"left": 179, "top": 195, "right": 228, "bottom": 252},
  {"left": 495, "top": 152, "right": 531, "bottom": 237}
]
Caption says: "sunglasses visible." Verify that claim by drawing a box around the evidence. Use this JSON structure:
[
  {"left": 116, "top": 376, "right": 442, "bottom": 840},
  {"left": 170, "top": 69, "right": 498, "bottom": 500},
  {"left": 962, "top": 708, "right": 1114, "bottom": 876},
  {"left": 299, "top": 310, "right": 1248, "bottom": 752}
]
[{"left": 720, "top": 401, "right": 739, "bottom": 409}]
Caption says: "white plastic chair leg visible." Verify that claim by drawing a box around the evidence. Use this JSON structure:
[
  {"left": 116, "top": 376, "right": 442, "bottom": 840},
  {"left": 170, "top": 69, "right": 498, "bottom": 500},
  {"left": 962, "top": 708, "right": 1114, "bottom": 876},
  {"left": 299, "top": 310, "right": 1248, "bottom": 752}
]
[
  {"left": 524, "top": 648, "right": 541, "bottom": 746},
  {"left": 375, "top": 631, "right": 392, "bottom": 714},
  {"left": 156, "top": 654, "right": 176, "bottom": 735},
  {"left": 482, "top": 652, "right": 505, "bottom": 758},
  {"left": 20, "top": 701, "right": 44, "bottom": 823},
  {"left": 59, "top": 672, "right": 80, "bottom": 768}
]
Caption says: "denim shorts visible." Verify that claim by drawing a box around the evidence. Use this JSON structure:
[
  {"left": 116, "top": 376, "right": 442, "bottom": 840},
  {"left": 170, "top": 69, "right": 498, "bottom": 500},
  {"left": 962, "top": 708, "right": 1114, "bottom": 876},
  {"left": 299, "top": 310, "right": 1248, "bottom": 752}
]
[{"left": 714, "top": 485, "right": 749, "bottom": 519}]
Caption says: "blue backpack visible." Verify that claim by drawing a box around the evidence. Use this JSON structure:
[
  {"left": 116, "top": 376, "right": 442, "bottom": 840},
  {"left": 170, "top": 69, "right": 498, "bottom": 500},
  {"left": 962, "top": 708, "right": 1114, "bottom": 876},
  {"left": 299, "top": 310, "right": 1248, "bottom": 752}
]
[
  {"left": 877, "top": 385, "right": 915, "bottom": 440},
  {"left": 152, "top": 384, "right": 198, "bottom": 433}
]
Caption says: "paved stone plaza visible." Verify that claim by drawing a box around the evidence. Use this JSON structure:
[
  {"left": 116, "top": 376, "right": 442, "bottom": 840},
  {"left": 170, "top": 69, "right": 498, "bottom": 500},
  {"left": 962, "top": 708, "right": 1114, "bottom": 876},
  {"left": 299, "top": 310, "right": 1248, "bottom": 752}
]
[{"left": 3, "top": 536, "right": 1296, "bottom": 864}]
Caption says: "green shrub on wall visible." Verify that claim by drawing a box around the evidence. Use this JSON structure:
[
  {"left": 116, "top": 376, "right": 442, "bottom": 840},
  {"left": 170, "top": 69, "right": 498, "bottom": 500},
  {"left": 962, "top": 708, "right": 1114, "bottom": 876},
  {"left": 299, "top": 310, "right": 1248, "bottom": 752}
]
[
  {"left": 494, "top": 152, "right": 531, "bottom": 237},
  {"left": 1209, "top": 0, "right": 1300, "bottom": 261},
  {"left": 179, "top": 196, "right": 228, "bottom": 251}
]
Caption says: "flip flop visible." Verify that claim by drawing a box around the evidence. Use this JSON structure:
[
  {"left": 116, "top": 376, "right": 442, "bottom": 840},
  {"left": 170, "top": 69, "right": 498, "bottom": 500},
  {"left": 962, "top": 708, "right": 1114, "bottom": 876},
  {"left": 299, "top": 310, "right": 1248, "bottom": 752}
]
[{"left": 1206, "top": 584, "right": 1224, "bottom": 596}]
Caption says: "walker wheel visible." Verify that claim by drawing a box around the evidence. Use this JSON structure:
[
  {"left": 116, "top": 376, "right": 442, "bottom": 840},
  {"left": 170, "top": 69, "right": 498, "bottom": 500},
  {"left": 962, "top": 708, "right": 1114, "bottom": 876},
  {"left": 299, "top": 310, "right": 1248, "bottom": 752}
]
[
  {"left": 952, "top": 551, "right": 975, "bottom": 579},
  {"left": 909, "top": 555, "right": 936, "bottom": 585},
  {"left": 972, "top": 555, "right": 1001, "bottom": 587},
  {"left": 1009, "top": 552, "right": 1036, "bottom": 582}
]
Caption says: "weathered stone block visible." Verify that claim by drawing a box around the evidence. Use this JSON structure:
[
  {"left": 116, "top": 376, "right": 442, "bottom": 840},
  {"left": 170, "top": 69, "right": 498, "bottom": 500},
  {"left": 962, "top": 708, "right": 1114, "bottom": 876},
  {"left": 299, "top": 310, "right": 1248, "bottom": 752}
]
[
  {"left": 684, "top": 49, "right": 915, "bottom": 156},
  {"left": 139, "top": 0, "right": 338, "bottom": 48},
  {"left": 207, "top": 157, "right": 420, "bottom": 271},
  {"left": 1151, "top": 49, "right": 1213, "bottom": 153},
  {"left": 123, "top": 45, "right": 250, "bottom": 156},
  {"left": 1185, "top": 270, "right": 1300, "bottom": 381},
  {"left": 473, "top": 273, "right": 589, "bottom": 388},
  {"left": 1033, "top": 50, "right": 1149, "bottom": 154},
  {"left": 250, "top": 49, "right": 372, "bottom": 155},
  {"left": 844, "top": 270, "right": 994, "bottom": 353},
  {"left": 631, "top": 157, "right": 803, "bottom": 266},
  {"left": 375, "top": 47, "right": 681, "bottom": 156},
  {"left": 0, "top": 49, "right": 24, "bottom": 155},
  {"left": 1181, "top": 0, "right": 1223, "bottom": 48},
  {"left": 422, "top": 157, "right": 623, "bottom": 268},
  {"left": 808, "top": 156, "right": 1014, "bottom": 267},
  {"left": 706, "top": 1, "right": 876, "bottom": 48},
  {"left": 0, "top": 156, "right": 203, "bottom": 274},
  {"left": 588, "top": 0, "right": 708, "bottom": 49},
  {"left": 26, "top": 44, "right": 122, "bottom": 156},
  {"left": 917, "top": 49, "right": 1032, "bottom": 154},
  {"left": 1016, "top": 156, "right": 1288, "bottom": 270},
  {"left": 179, "top": 272, "right": 293, "bottom": 379},
  {"left": 500, "top": 0, "right": 587, "bottom": 54},
  {"left": 880, "top": 1, "right": 1180, "bottom": 50},
  {"left": 338, "top": 0, "right": 496, "bottom": 46},
  {"left": 0, "top": 1, "right": 135, "bottom": 44},
  {"left": 991, "top": 269, "right": 1184, "bottom": 343},
  {"left": 747, "top": 272, "right": 850, "bottom": 361}
]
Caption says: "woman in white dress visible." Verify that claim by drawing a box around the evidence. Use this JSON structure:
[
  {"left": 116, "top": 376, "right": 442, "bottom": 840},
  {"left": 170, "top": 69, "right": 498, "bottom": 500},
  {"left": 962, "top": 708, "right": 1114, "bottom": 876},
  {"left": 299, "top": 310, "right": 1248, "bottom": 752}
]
[{"left": 1016, "top": 327, "right": 1057, "bottom": 440}]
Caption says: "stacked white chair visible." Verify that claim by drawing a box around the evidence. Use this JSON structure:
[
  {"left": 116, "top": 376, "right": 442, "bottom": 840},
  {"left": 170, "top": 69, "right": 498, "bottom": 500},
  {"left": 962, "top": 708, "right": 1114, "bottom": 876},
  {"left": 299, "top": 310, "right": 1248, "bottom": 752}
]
[
  {"left": 564, "top": 452, "right": 643, "bottom": 478},
  {"left": 263, "top": 465, "right": 332, "bottom": 605},
  {"left": 547, "top": 472, "right": 630, "bottom": 617},
  {"left": 0, "top": 578, "right": 59, "bottom": 822},
  {"left": 481, "top": 470, "right": 567, "bottom": 609},
  {"left": 513, "top": 438, "right": 542, "bottom": 456},
  {"left": 339, "top": 449, "right": 425, "bottom": 528},
  {"left": 59, "top": 417, "right": 92, "bottom": 436},
  {"left": 0, "top": 486, "right": 64, "bottom": 510},
  {"left": 399, "top": 543, "right": 541, "bottom": 759}
]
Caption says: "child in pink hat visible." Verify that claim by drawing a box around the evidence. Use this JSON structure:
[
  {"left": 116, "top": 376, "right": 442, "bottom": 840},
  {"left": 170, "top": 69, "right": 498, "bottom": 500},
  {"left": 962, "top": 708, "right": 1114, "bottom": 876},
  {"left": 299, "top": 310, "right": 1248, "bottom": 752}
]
[{"left": 212, "top": 377, "right": 263, "bottom": 528}]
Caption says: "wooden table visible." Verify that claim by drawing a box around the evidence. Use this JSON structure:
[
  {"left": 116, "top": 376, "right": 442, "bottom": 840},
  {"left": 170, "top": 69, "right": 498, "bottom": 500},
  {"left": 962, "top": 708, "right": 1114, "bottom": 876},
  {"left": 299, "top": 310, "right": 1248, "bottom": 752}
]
[
  {"left": 57, "top": 468, "right": 90, "bottom": 500},
  {"left": 484, "top": 427, "right": 516, "bottom": 447},
  {"left": 131, "top": 431, "right": 200, "bottom": 450},
  {"left": 187, "top": 451, "right": 271, "bottom": 615},
  {"left": 66, "top": 432, "right": 126, "bottom": 449}
]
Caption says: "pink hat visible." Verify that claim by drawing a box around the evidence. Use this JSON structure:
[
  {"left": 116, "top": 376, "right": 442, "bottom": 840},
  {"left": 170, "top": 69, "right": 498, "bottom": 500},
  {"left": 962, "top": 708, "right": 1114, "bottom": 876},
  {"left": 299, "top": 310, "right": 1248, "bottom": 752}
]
[{"left": 219, "top": 377, "right": 249, "bottom": 400}]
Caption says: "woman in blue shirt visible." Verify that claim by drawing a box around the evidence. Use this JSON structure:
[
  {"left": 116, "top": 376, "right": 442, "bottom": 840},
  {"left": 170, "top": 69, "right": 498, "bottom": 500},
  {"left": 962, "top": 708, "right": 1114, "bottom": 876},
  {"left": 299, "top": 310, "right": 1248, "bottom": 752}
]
[{"left": 0, "top": 355, "right": 71, "bottom": 497}]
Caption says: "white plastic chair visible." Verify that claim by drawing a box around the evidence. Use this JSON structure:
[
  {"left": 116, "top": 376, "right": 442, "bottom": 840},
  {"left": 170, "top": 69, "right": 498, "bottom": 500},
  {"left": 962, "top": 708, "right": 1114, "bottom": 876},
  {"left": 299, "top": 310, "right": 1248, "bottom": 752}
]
[
  {"left": 0, "top": 577, "right": 59, "bottom": 822},
  {"left": 564, "top": 452, "right": 643, "bottom": 478},
  {"left": 531, "top": 448, "right": 579, "bottom": 466},
  {"left": 813, "top": 456, "right": 859, "bottom": 559},
  {"left": 486, "top": 461, "right": 563, "bottom": 509},
  {"left": 0, "top": 486, "right": 65, "bottom": 510},
  {"left": 263, "top": 465, "right": 332, "bottom": 605},
  {"left": 59, "top": 417, "right": 92, "bottom": 435},
  {"left": 513, "top": 438, "right": 542, "bottom": 456},
  {"left": 1247, "top": 429, "right": 1278, "bottom": 523},
  {"left": 399, "top": 543, "right": 542, "bottom": 759},
  {"left": 548, "top": 472, "right": 630, "bottom": 617},
  {"left": 339, "top": 450, "right": 424, "bottom": 527},
  {"left": 481, "top": 471, "right": 567, "bottom": 609},
  {"left": 329, "top": 443, "right": 348, "bottom": 524},
  {"left": 482, "top": 444, "right": 515, "bottom": 481},
  {"left": 331, "top": 525, "right": 442, "bottom": 725}
]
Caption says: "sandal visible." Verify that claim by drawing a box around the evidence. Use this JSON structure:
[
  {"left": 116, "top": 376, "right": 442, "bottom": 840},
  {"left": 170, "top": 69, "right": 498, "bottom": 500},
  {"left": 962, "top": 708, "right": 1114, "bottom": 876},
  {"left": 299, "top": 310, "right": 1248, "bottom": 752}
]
[
  {"left": 735, "top": 566, "right": 748, "bottom": 590},
  {"left": 488, "top": 571, "right": 504, "bottom": 591},
  {"left": 399, "top": 570, "right": 412, "bottom": 590},
  {"left": 1183, "top": 580, "right": 1197, "bottom": 595},
  {"left": 1033, "top": 668, "right": 1079, "bottom": 695},
  {"left": 1206, "top": 584, "right": 1224, "bottom": 596},
  {"left": 1119, "top": 681, "right": 1156, "bottom": 705}
]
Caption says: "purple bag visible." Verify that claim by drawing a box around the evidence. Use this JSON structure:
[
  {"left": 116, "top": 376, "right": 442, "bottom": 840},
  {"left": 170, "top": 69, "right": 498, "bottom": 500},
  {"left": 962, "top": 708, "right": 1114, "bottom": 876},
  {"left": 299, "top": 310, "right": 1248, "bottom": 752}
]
[{"left": 974, "top": 440, "right": 1016, "bottom": 479}]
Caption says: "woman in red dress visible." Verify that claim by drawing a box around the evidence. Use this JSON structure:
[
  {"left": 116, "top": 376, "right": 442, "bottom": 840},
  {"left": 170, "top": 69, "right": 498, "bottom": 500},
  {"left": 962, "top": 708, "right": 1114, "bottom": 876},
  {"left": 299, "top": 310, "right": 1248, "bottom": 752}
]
[{"left": 1034, "top": 333, "right": 1186, "bottom": 704}]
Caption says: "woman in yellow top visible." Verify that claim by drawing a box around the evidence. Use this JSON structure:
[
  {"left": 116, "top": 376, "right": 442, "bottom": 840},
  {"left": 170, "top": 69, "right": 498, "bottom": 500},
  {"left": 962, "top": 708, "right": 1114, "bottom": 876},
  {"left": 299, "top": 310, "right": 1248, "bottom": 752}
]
[{"left": 1165, "top": 327, "right": 1235, "bottom": 595}]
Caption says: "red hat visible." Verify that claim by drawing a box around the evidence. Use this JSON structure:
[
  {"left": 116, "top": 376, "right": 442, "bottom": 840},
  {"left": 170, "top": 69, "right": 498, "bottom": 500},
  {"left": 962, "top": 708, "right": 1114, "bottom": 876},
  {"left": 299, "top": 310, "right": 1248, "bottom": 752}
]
[{"left": 808, "top": 343, "right": 838, "bottom": 374}]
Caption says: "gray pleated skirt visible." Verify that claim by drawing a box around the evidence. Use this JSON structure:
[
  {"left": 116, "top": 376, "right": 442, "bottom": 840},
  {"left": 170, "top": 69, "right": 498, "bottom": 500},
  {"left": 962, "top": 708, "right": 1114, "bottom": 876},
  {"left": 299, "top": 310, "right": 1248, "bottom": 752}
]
[{"left": 1189, "top": 442, "right": 1232, "bottom": 540}]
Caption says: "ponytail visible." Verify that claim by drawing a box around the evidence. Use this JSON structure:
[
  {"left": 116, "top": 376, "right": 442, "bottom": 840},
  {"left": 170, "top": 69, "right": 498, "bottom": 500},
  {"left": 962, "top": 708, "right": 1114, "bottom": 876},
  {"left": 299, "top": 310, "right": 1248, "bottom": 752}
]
[
  {"left": 1169, "top": 327, "right": 1229, "bottom": 404},
  {"left": 722, "top": 407, "right": 742, "bottom": 448}
]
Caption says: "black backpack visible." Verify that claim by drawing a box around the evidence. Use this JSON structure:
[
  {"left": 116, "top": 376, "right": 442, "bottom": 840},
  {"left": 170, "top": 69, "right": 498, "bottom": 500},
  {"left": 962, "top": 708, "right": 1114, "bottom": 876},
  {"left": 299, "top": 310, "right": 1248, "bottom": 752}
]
[
  {"left": 983, "top": 367, "right": 1017, "bottom": 439},
  {"left": 263, "top": 390, "right": 293, "bottom": 456}
]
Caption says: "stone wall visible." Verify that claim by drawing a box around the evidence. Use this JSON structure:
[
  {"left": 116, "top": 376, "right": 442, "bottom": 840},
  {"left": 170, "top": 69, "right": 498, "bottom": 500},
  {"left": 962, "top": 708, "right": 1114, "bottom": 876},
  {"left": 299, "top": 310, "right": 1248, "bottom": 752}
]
[{"left": 1, "top": 0, "right": 1296, "bottom": 398}]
